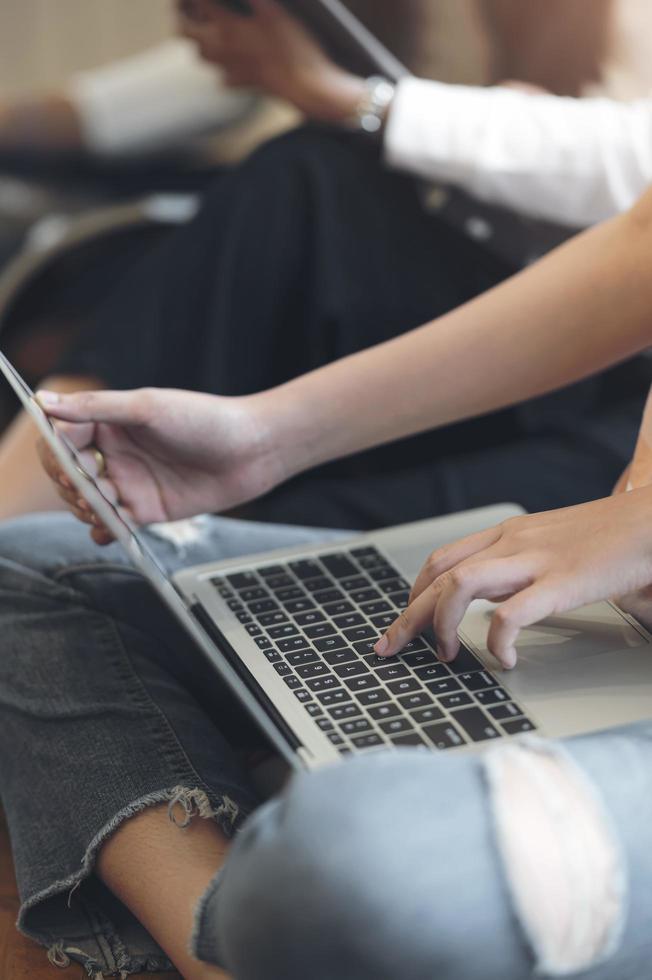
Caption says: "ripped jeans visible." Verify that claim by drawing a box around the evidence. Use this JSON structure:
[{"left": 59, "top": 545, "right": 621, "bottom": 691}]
[{"left": 0, "top": 513, "right": 651, "bottom": 979}]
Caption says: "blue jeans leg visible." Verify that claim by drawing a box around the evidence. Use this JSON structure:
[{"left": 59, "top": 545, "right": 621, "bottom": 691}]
[
  {"left": 198, "top": 724, "right": 652, "bottom": 980},
  {"left": 0, "top": 512, "right": 340, "bottom": 977}
]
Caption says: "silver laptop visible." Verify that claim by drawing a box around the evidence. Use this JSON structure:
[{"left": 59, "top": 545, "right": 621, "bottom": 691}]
[{"left": 2, "top": 350, "right": 652, "bottom": 773}]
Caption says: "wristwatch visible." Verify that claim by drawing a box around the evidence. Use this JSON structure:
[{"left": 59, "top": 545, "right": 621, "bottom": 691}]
[{"left": 349, "top": 76, "right": 396, "bottom": 135}]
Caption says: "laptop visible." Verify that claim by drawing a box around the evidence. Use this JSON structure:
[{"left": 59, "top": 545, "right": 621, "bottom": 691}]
[
  {"left": 221, "top": 0, "right": 410, "bottom": 82},
  {"left": 2, "top": 350, "right": 652, "bottom": 773}
]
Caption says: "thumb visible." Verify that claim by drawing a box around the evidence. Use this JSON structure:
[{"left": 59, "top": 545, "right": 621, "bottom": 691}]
[{"left": 36, "top": 389, "right": 145, "bottom": 426}]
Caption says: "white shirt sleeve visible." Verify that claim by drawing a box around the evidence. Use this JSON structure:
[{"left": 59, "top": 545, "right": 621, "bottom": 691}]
[
  {"left": 67, "top": 39, "right": 257, "bottom": 157},
  {"left": 384, "top": 77, "right": 652, "bottom": 227}
]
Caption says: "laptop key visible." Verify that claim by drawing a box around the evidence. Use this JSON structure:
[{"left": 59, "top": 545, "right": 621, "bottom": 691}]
[
  {"left": 304, "top": 623, "right": 337, "bottom": 640},
  {"left": 334, "top": 662, "right": 370, "bottom": 679},
  {"left": 376, "top": 664, "right": 410, "bottom": 682},
  {"left": 240, "top": 587, "right": 269, "bottom": 603},
  {"left": 294, "top": 688, "right": 312, "bottom": 703},
  {"left": 355, "top": 553, "right": 388, "bottom": 571},
  {"left": 296, "top": 662, "right": 331, "bottom": 680},
  {"left": 368, "top": 565, "right": 401, "bottom": 583},
  {"left": 379, "top": 578, "right": 411, "bottom": 595},
  {"left": 333, "top": 613, "right": 365, "bottom": 630},
  {"left": 320, "top": 554, "right": 360, "bottom": 579},
  {"left": 289, "top": 560, "right": 323, "bottom": 580},
  {"left": 476, "top": 688, "right": 509, "bottom": 706},
  {"left": 411, "top": 706, "right": 445, "bottom": 725},
  {"left": 345, "top": 675, "right": 381, "bottom": 693},
  {"left": 489, "top": 703, "right": 522, "bottom": 721},
  {"left": 266, "top": 574, "right": 295, "bottom": 590},
  {"left": 355, "top": 688, "right": 391, "bottom": 707},
  {"left": 258, "top": 565, "right": 284, "bottom": 578},
  {"left": 380, "top": 717, "right": 414, "bottom": 736},
  {"left": 283, "top": 599, "right": 316, "bottom": 615},
  {"left": 446, "top": 646, "right": 486, "bottom": 674},
  {"left": 341, "top": 576, "right": 371, "bottom": 591},
  {"left": 276, "top": 637, "right": 310, "bottom": 654},
  {"left": 227, "top": 572, "right": 259, "bottom": 590},
  {"left": 350, "top": 588, "right": 381, "bottom": 604},
  {"left": 304, "top": 576, "right": 336, "bottom": 594},
  {"left": 323, "top": 600, "right": 355, "bottom": 617},
  {"left": 422, "top": 722, "right": 465, "bottom": 749},
  {"left": 227, "top": 599, "right": 244, "bottom": 613},
  {"left": 388, "top": 591, "right": 410, "bottom": 608},
  {"left": 351, "top": 733, "right": 385, "bottom": 750},
  {"left": 274, "top": 662, "right": 292, "bottom": 677},
  {"left": 316, "top": 718, "right": 336, "bottom": 732},
  {"left": 305, "top": 702, "right": 324, "bottom": 717},
  {"left": 328, "top": 733, "right": 346, "bottom": 747},
  {"left": 353, "top": 639, "right": 378, "bottom": 657},
  {"left": 328, "top": 703, "right": 363, "bottom": 721},
  {"left": 502, "top": 718, "right": 536, "bottom": 735},
  {"left": 318, "top": 688, "right": 351, "bottom": 706},
  {"left": 414, "top": 664, "right": 450, "bottom": 682},
  {"left": 254, "top": 636, "right": 273, "bottom": 650},
  {"left": 313, "top": 636, "right": 347, "bottom": 654},
  {"left": 286, "top": 651, "right": 320, "bottom": 667},
  {"left": 258, "top": 611, "right": 288, "bottom": 627},
  {"left": 245, "top": 624, "right": 263, "bottom": 637},
  {"left": 364, "top": 654, "right": 393, "bottom": 669},
  {"left": 313, "top": 588, "right": 345, "bottom": 606},
  {"left": 268, "top": 623, "right": 300, "bottom": 640},
  {"left": 391, "top": 733, "right": 428, "bottom": 748},
  {"left": 452, "top": 707, "right": 500, "bottom": 742},
  {"left": 350, "top": 546, "right": 382, "bottom": 559},
  {"left": 276, "top": 587, "right": 305, "bottom": 603},
  {"left": 343, "top": 625, "right": 377, "bottom": 643},
  {"left": 403, "top": 651, "right": 437, "bottom": 668},
  {"left": 425, "top": 678, "right": 462, "bottom": 697},
  {"left": 460, "top": 671, "right": 499, "bottom": 693},
  {"left": 368, "top": 703, "right": 402, "bottom": 721},
  {"left": 262, "top": 650, "right": 282, "bottom": 664},
  {"left": 399, "top": 692, "right": 433, "bottom": 710},
  {"left": 249, "top": 599, "right": 279, "bottom": 616},
  {"left": 306, "top": 676, "right": 340, "bottom": 692},
  {"left": 294, "top": 610, "right": 326, "bottom": 628},
  {"left": 236, "top": 612, "right": 253, "bottom": 625},
  {"left": 387, "top": 678, "right": 421, "bottom": 696},
  {"left": 440, "top": 693, "right": 473, "bottom": 710},
  {"left": 340, "top": 719, "right": 373, "bottom": 736},
  {"left": 323, "top": 649, "right": 358, "bottom": 667},
  {"left": 284, "top": 676, "right": 302, "bottom": 691},
  {"left": 369, "top": 613, "right": 396, "bottom": 630},
  {"left": 360, "top": 599, "right": 392, "bottom": 616}
]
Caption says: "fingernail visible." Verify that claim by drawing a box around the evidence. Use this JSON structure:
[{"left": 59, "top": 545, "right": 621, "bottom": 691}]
[
  {"left": 374, "top": 635, "right": 389, "bottom": 656},
  {"left": 36, "top": 390, "right": 60, "bottom": 406},
  {"left": 503, "top": 649, "right": 518, "bottom": 670},
  {"left": 436, "top": 646, "right": 449, "bottom": 662}
]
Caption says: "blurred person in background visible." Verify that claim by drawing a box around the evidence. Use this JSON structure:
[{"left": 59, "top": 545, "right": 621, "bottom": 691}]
[{"left": 0, "top": 0, "right": 651, "bottom": 530}]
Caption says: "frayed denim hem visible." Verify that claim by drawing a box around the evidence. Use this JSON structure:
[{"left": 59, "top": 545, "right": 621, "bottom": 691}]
[{"left": 19, "top": 784, "right": 248, "bottom": 977}]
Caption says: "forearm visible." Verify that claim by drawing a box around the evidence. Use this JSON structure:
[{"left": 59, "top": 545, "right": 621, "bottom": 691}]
[
  {"left": 383, "top": 78, "right": 652, "bottom": 226},
  {"left": 0, "top": 95, "right": 83, "bottom": 153},
  {"left": 264, "top": 197, "right": 652, "bottom": 479}
]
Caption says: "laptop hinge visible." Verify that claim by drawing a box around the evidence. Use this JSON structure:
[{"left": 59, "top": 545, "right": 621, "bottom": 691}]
[{"left": 190, "top": 602, "right": 303, "bottom": 755}]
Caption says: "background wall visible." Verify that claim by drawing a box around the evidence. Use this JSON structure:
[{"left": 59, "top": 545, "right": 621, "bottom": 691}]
[
  {"left": 0, "top": 0, "right": 489, "bottom": 96},
  {"left": 0, "top": 0, "right": 649, "bottom": 99},
  {"left": 0, "top": 0, "right": 173, "bottom": 94}
]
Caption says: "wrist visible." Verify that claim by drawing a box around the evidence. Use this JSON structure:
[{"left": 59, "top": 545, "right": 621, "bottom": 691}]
[{"left": 298, "top": 68, "right": 368, "bottom": 123}]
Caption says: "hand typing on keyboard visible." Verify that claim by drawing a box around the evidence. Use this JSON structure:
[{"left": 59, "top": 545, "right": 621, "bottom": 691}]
[{"left": 374, "top": 491, "right": 652, "bottom": 670}]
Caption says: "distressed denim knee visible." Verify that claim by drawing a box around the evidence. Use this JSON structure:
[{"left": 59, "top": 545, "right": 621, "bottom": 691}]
[{"left": 195, "top": 751, "right": 539, "bottom": 980}]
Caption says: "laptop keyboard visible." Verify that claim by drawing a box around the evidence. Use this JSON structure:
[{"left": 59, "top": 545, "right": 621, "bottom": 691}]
[{"left": 211, "top": 546, "right": 536, "bottom": 756}]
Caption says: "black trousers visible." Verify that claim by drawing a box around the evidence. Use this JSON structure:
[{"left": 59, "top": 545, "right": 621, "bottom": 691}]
[{"left": 61, "top": 126, "right": 650, "bottom": 529}]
